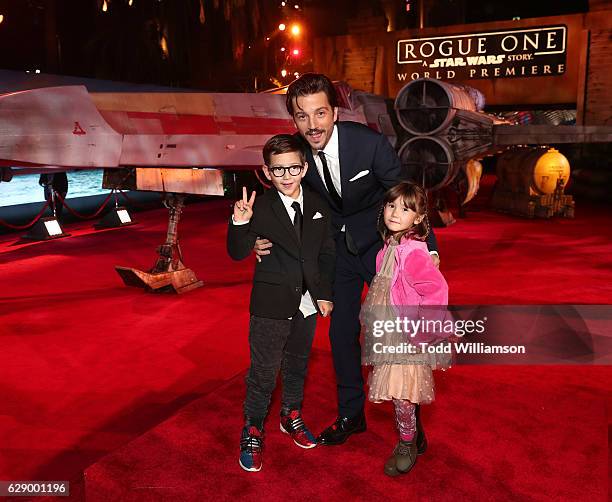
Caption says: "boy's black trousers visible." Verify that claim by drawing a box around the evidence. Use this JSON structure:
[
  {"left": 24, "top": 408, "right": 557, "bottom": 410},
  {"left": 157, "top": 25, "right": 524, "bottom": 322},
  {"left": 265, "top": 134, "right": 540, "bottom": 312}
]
[{"left": 244, "top": 311, "right": 316, "bottom": 424}]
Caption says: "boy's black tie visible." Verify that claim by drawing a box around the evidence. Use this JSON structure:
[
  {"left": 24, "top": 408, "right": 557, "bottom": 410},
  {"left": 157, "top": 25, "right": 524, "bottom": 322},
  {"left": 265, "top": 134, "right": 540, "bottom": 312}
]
[
  {"left": 291, "top": 201, "right": 306, "bottom": 294},
  {"left": 291, "top": 201, "right": 302, "bottom": 240},
  {"left": 318, "top": 151, "right": 342, "bottom": 209}
]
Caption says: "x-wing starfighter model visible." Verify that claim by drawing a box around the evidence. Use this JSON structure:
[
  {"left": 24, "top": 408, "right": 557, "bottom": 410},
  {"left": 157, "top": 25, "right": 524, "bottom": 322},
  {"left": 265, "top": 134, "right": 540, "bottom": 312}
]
[{"left": 2, "top": 78, "right": 610, "bottom": 292}]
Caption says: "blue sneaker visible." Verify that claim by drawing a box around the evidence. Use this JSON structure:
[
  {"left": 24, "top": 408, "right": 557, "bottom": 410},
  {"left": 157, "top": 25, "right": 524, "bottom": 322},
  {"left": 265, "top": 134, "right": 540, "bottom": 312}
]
[{"left": 239, "top": 425, "right": 263, "bottom": 472}]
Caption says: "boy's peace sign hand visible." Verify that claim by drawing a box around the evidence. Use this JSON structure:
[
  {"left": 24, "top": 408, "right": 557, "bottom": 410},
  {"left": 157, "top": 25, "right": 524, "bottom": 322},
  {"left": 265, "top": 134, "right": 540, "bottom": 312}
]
[{"left": 233, "top": 187, "right": 256, "bottom": 223}]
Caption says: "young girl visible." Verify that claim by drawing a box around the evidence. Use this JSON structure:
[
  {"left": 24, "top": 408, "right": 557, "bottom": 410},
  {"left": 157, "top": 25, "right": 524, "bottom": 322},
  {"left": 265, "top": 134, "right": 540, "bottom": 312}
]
[{"left": 360, "top": 181, "right": 452, "bottom": 477}]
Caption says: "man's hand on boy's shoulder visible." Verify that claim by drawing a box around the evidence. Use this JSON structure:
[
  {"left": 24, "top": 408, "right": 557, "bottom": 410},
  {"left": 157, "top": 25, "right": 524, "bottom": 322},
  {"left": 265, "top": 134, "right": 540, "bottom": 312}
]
[
  {"left": 233, "top": 187, "right": 256, "bottom": 224},
  {"left": 317, "top": 300, "right": 333, "bottom": 318}
]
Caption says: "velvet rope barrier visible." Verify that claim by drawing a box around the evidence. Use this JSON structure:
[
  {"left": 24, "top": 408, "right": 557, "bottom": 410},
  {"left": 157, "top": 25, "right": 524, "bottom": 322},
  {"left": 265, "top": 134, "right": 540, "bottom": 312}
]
[
  {"left": 54, "top": 191, "right": 114, "bottom": 220},
  {"left": 0, "top": 201, "right": 50, "bottom": 230}
]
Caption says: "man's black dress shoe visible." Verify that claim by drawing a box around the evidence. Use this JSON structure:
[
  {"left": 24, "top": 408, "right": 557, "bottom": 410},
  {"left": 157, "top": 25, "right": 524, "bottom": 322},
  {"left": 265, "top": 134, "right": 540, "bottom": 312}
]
[{"left": 317, "top": 411, "right": 366, "bottom": 445}]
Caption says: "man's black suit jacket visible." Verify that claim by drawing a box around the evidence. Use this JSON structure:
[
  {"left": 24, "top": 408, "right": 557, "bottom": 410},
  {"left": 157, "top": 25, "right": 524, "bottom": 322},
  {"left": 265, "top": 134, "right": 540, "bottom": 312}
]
[
  {"left": 227, "top": 186, "right": 335, "bottom": 320},
  {"left": 297, "top": 121, "right": 438, "bottom": 255}
]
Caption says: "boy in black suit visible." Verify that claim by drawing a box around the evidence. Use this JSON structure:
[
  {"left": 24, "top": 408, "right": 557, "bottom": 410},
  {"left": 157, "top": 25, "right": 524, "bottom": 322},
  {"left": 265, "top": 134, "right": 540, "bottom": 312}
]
[{"left": 227, "top": 134, "right": 335, "bottom": 472}]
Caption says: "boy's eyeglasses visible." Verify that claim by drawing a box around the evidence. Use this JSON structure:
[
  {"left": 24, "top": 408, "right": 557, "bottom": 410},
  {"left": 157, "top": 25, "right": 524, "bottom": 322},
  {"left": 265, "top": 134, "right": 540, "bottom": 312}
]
[{"left": 267, "top": 165, "right": 304, "bottom": 178}]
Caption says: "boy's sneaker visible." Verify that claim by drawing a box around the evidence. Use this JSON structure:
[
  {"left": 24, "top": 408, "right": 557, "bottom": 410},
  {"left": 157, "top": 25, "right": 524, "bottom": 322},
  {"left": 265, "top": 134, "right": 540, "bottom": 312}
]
[
  {"left": 239, "top": 425, "right": 264, "bottom": 472},
  {"left": 280, "top": 409, "right": 317, "bottom": 449}
]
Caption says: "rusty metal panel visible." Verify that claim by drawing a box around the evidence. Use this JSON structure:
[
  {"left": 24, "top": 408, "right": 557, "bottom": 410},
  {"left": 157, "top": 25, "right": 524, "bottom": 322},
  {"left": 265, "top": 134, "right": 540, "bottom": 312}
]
[{"left": 135, "top": 167, "right": 224, "bottom": 195}]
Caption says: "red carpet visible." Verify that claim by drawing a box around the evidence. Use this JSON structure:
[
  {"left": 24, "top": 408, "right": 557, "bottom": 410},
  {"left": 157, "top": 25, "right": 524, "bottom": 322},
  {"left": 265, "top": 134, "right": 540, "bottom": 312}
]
[
  {"left": 0, "top": 182, "right": 611, "bottom": 500},
  {"left": 84, "top": 351, "right": 609, "bottom": 502}
]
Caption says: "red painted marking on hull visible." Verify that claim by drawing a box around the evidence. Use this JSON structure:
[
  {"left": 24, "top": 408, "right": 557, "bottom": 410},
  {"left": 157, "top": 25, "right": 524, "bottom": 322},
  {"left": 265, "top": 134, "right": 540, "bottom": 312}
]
[
  {"left": 116, "top": 111, "right": 296, "bottom": 135},
  {"left": 73, "top": 122, "right": 86, "bottom": 135}
]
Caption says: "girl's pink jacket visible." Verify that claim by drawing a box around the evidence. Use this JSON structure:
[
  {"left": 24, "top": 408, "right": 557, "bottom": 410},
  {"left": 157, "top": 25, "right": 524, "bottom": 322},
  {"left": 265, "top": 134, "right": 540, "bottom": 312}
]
[{"left": 376, "top": 238, "right": 448, "bottom": 307}]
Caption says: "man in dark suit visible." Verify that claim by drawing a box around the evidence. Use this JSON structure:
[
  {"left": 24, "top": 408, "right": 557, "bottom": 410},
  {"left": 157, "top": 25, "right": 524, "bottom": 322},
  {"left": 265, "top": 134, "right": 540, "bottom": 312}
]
[
  {"left": 228, "top": 134, "right": 335, "bottom": 472},
  {"left": 39, "top": 172, "right": 68, "bottom": 219},
  {"left": 255, "top": 74, "right": 439, "bottom": 447}
]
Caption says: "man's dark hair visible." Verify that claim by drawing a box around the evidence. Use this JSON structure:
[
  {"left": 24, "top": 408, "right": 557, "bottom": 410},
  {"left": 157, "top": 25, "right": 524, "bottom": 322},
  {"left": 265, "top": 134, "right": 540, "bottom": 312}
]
[
  {"left": 286, "top": 73, "right": 338, "bottom": 116},
  {"left": 262, "top": 134, "right": 305, "bottom": 166}
]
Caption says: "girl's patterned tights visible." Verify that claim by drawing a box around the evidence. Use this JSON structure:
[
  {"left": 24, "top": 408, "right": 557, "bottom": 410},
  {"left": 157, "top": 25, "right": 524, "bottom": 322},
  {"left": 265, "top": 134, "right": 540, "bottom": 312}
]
[{"left": 393, "top": 398, "right": 416, "bottom": 442}]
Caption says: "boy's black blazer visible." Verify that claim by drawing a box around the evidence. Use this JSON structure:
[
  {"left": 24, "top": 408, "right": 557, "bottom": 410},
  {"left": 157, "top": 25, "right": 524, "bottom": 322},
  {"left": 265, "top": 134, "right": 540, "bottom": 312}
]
[{"left": 227, "top": 186, "right": 335, "bottom": 320}]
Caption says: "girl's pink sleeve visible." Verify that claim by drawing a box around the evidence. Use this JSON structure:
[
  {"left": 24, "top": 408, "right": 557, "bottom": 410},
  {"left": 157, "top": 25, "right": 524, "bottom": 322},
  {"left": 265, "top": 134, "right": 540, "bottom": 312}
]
[
  {"left": 403, "top": 249, "right": 448, "bottom": 305},
  {"left": 375, "top": 246, "right": 385, "bottom": 273}
]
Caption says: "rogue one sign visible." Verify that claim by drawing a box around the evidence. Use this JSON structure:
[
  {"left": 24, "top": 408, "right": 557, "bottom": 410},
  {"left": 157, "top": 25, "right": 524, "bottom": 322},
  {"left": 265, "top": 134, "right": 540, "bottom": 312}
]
[{"left": 396, "top": 25, "right": 566, "bottom": 82}]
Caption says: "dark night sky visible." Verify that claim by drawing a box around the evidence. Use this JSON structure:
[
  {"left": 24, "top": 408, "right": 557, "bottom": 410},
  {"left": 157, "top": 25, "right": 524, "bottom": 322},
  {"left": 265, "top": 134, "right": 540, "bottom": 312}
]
[{"left": 0, "top": 0, "right": 591, "bottom": 91}]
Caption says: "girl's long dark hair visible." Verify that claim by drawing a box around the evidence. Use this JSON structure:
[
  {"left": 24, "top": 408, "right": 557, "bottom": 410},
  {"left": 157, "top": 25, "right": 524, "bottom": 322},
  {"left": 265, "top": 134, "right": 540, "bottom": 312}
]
[{"left": 377, "top": 182, "right": 430, "bottom": 243}]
